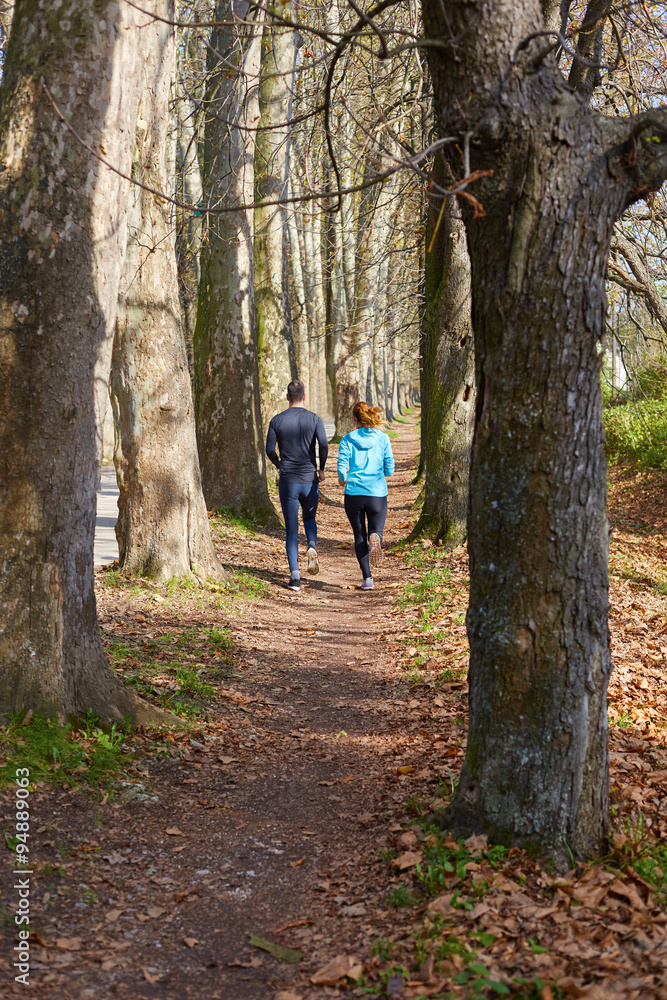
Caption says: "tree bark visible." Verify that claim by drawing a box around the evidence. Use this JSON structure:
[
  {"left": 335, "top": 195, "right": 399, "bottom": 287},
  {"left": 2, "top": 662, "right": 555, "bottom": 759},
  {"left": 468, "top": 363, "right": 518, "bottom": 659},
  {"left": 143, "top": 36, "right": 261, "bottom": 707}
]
[
  {"left": 414, "top": 192, "right": 475, "bottom": 546},
  {"left": 286, "top": 180, "right": 310, "bottom": 399},
  {"left": 423, "top": 0, "right": 667, "bottom": 861},
  {"left": 0, "top": 0, "right": 159, "bottom": 722},
  {"left": 111, "top": 1, "right": 224, "bottom": 583},
  {"left": 175, "top": 31, "right": 204, "bottom": 363},
  {"left": 193, "top": 1, "right": 274, "bottom": 518},
  {"left": 254, "top": 7, "right": 296, "bottom": 430}
]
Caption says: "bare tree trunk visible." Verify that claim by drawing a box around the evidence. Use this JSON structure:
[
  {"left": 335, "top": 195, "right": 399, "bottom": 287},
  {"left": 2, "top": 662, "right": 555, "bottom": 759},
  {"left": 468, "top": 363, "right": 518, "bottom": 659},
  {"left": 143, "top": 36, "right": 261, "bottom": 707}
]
[
  {"left": 423, "top": 0, "right": 667, "bottom": 861},
  {"left": 286, "top": 181, "right": 310, "bottom": 399},
  {"left": 325, "top": 193, "right": 354, "bottom": 435},
  {"left": 175, "top": 41, "right": 204, "bottom": 363},
  {"left": 193, "top": 1, "right": 274, "bottom": 518},
  {"left": 254, "top": 8, "right": 296, "bottom": 428},
  {"left": 111, "top": 1, "right": 224, "bottom": 583},
  {"left": 0, "top": 0, "right": 159, "bottom": 722},
  {"left": 414, "top": 193, "right": 475, "bottom": 546}
]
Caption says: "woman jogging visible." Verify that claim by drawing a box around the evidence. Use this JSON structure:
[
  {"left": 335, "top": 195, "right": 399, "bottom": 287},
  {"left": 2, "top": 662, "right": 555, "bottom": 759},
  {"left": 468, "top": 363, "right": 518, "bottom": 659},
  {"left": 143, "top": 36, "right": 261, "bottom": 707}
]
[{"left": 337, "top": 402, "right": 395, "bottom": 590}]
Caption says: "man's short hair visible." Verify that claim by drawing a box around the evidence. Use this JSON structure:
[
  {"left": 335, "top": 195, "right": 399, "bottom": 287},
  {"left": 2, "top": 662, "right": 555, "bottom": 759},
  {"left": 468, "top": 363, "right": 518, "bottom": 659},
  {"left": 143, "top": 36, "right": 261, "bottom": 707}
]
[{"left": 287, "top": 379, "right": 305, "bottom": 402}]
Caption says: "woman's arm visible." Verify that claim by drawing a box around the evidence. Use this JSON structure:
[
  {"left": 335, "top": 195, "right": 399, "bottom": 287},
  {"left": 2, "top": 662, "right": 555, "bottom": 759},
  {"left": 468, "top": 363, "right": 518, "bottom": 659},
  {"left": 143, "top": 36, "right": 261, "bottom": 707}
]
[
  {"left": 384, "top": 435, "right": 395, "bottom": 477},
  {"left": 337, "top": 435, "right": 350, "bottom": 484}
]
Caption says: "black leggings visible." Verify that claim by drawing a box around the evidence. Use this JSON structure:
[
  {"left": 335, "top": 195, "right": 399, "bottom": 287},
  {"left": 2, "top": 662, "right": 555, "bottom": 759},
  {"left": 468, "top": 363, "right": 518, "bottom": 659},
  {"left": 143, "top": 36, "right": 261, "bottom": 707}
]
[{"left": 344, "top": 494, "right": 388, "bottom": 579}]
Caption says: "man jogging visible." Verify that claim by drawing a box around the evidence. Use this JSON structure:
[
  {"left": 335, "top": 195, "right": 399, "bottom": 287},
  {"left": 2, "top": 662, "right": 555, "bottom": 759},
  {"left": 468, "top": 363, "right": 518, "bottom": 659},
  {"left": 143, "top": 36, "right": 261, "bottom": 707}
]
[{"left": 266, "top": 380, "right": 328, "bottom": 592}]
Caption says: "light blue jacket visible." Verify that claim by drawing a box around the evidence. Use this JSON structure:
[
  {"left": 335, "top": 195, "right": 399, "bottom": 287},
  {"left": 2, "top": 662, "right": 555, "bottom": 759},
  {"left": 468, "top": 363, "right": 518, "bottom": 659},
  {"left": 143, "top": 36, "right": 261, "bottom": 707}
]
[{"left": 337, "top": 427, "right": 395, "bottom": 496}]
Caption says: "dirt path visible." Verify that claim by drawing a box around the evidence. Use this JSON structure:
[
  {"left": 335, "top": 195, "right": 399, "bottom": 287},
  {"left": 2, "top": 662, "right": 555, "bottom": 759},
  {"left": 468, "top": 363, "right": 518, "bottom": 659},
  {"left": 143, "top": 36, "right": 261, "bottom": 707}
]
[{"left": 3, "top": 413, "right": 460, "bottom": 1000}]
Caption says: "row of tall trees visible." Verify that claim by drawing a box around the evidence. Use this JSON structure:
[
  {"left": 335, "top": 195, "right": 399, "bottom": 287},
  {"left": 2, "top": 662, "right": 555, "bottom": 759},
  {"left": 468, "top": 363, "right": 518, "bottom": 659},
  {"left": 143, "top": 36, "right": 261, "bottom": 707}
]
[{"left": 3, "top": 0, "right": 667, "bottom": 870}]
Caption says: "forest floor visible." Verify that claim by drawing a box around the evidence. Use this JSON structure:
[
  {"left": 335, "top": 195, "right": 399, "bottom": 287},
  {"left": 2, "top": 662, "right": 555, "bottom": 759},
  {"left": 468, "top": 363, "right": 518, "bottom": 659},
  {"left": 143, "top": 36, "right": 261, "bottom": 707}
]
[{"left": 2, "top": 413, "right": 667, "bottom": 1000}]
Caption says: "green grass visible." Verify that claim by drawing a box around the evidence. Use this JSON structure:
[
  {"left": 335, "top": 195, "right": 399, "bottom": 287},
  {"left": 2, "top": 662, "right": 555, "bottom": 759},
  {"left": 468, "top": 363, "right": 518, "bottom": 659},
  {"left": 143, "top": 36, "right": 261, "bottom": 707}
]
[
  {"left": 633, "top": 846, "right": 667, "bottom": 903},
  {"left": 0, "top": 713, "right": 129, "bottom": 789},
  {"left": 210, "top": 508, "right": 259, "bottom": 536},
  {"left": 388, "top": 884, "right": 420, "bottom": 907},
  {"left": 226, "top": 569, "right": 270, "bottom": 598},
  {"left": 384, "top": 428, "right": 400, "bottom": 439},
  {"left": 398, "top": 565, "right": 452, "bottom": 622}
]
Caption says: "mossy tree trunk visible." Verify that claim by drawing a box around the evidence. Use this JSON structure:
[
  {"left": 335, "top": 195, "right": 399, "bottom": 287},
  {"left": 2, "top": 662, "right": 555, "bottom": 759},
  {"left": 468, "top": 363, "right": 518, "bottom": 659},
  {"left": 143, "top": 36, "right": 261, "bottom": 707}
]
[
  {"left": 423, "top": 0, "right": 667, "bottom": 861},
  {"left": 193, "top": 1, "right": 274, "bottom": 518},
  {"left": 254, "top": 6, "right": 297, "bottom": 430},
  {"left": 0, "top": 0, "right": 160, "bottom": 723},
  {"left": 111, "top": 1, "right": 224, "bottom": 583},
  {"left": 414, "top": 176, "right": 475, "bottom": 546}
]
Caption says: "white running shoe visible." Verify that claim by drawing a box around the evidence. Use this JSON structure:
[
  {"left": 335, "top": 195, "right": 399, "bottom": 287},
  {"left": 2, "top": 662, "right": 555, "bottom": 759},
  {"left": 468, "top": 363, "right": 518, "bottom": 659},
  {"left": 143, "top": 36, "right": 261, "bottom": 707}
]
[
  {"left": 369, "top": 533, "right": 383, "bottom": 569},
  {"left": 306, "top": 547, "right": 319, "bottom": 575},
  {"left": 361, "top": 577, "right": 374, "bottom": 590}
]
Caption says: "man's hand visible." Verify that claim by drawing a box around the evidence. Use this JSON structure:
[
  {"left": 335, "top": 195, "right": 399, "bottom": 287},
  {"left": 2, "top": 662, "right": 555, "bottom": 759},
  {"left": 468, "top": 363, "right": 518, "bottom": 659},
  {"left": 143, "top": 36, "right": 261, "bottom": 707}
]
[{"left": 318, "top": 469, "right": 326, "bottom": 483}]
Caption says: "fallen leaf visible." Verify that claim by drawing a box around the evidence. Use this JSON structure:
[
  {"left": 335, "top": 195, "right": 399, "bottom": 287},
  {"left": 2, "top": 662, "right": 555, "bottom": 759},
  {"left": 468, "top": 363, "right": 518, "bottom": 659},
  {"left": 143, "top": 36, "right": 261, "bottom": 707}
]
[
  {"left": 146, "top": 906, "right": 165, "bottom": 919},
  {"left": 249, "top": 934, "right": 304, "bottom": 963},
  {"left": 104, "top": 910, "right": 123, "bottom": 924},
  {"left": 341, "top": 902, "right": 366, "bottom": 917},
  {"left": 102, "top": 851, "right": 126, "bottom": 865},
  {"left": 273, "top": 919, "right": 313, "bottom": 934},
  {"left": 464, "top": 833, "right": 488, "bottom": 850},
  {"left": 166, "top": 826, "right": 184, "bottom": 836},
  {"left": 56, "top": 938, "right": 82, "bottom": 950},
  {"left": 393, "top": 850, "right": 422, "bottom": 870},
  {"left": 311, "top": 954, "right": 363, "bottom": 985},
  {"left": 290, "top": 856, "right": 305, "bottom": 867},
  {"left": 141, "top": 967, "right": 160, "bottom": 984},
  {"left": 427, "top": 893, "right": 454, "bottom": 917},
  {"left": 183, "top": 937, "right": 199, "bottom": 948},
  {"left": 396, "top": 765, "right": 414, "bottom": 775}
]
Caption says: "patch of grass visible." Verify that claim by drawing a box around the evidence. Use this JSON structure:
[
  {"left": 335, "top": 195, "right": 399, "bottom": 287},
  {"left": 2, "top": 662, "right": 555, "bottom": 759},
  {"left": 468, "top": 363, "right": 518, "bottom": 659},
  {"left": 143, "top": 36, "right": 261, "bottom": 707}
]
[
  {"left": 370, "top": 937, "right": 395, "bottom": 962},
  {"left": 398, "top": 565, "right": 452, "bottom": 621},
  {"left": 632, "top": 847, "right": 667, "bottom": 903},
  {"left": 388, "top": 884, "right": 420, "bottom": 907},
  {"left": 0, "top": 713, "right": 130, "bottom": 789},
  {"left": 610, "top": 710, "right": 634, "bottom": 728},
  {"left": 207, "top": 626, "right": 233, "bottom": 654},
  {"left": 384, "top": 428, "right": 400, "bottom": 439},
  {"left": 166, "top": 575, "right": 199, "bottom": 597},
  {"left": 101, "top": 571, "right": 145, "bottom": 595},
  {"left": 174, "top": 667, "right": 215, "bottom": 700},
  {"left": 226, "top": 569, "right": 270, "bottom": 598},
  {"left": 210, "top": 508, "right": 259, "bottom": 536}
]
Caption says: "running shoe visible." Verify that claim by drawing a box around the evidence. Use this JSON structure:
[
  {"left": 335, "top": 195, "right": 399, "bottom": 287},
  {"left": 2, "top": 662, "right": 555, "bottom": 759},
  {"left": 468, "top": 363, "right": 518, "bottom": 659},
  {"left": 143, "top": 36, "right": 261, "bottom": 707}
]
[
  {"left": 361, "top": 577, "right": 374, "bottom": 590},
  {"left": 306, "top": 547, "right": 320, "bottom": 575},
  {"left": 288, "top": 576, "right": 301, "bottom": 592},
  {"left": 369, "top": 533, "right": 383, "bottom": 569}
]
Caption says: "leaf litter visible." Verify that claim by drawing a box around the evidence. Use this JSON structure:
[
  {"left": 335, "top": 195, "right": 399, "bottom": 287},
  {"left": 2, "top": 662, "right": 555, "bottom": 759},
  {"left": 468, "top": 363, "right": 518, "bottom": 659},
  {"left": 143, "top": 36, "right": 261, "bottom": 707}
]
[{"left": 0, "top": 419, "right": 665, "bottom": 998}]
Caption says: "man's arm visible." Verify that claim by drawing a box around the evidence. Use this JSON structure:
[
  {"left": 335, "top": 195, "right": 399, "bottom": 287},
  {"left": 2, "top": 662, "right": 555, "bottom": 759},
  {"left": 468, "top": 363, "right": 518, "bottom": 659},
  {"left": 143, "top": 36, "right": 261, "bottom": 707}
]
[
  {"left": 315, "top": 417, "right": 329, "bottom": 475},
  {"left": 265, "top": 420, "right": 280, "bottom": 469}
]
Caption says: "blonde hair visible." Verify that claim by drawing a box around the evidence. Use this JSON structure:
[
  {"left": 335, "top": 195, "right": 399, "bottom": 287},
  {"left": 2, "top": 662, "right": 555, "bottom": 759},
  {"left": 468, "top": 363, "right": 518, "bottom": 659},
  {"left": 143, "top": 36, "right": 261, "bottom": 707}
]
[{"left": 353, "top": 401, "right": 385, "bottom": 429}]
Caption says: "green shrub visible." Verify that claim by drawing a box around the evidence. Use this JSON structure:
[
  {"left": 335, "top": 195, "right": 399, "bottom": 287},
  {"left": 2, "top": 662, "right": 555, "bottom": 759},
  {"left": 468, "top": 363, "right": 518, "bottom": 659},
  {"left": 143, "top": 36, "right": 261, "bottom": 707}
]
[{"left": 603, "top": 397, "right": 667, "bottom": 467}]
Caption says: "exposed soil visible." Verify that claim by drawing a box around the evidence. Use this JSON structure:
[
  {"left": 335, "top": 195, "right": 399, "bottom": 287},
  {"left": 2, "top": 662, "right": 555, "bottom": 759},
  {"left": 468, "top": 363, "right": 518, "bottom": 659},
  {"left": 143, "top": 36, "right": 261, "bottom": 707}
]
[{"left": 2, "top": 416, "right": 667, "bottom": 1000}]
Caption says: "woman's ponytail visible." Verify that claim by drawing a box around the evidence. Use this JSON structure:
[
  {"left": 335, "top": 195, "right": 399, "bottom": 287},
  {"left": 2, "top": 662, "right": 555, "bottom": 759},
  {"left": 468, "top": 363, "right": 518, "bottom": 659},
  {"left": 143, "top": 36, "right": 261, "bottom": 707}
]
[{"left": 353, "top": 401, "right": 385, "bottom": 428}]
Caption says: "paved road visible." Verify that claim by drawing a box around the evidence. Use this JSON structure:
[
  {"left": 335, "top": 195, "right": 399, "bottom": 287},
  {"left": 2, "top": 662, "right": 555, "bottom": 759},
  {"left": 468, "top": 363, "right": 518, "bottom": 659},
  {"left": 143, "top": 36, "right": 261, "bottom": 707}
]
[
  {"left": 94, "top": 421, "right": 336, "bottom": 567},
  {"left": 95, "top": 468, "right": 120, "bottom": 566}
]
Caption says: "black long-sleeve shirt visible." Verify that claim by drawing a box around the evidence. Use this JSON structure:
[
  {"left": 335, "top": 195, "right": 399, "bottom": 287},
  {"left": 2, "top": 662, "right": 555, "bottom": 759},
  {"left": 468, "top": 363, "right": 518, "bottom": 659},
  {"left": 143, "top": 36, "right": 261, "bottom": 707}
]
[{"left": 265, "top": 407, "right": 329, "bottom": 483}]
